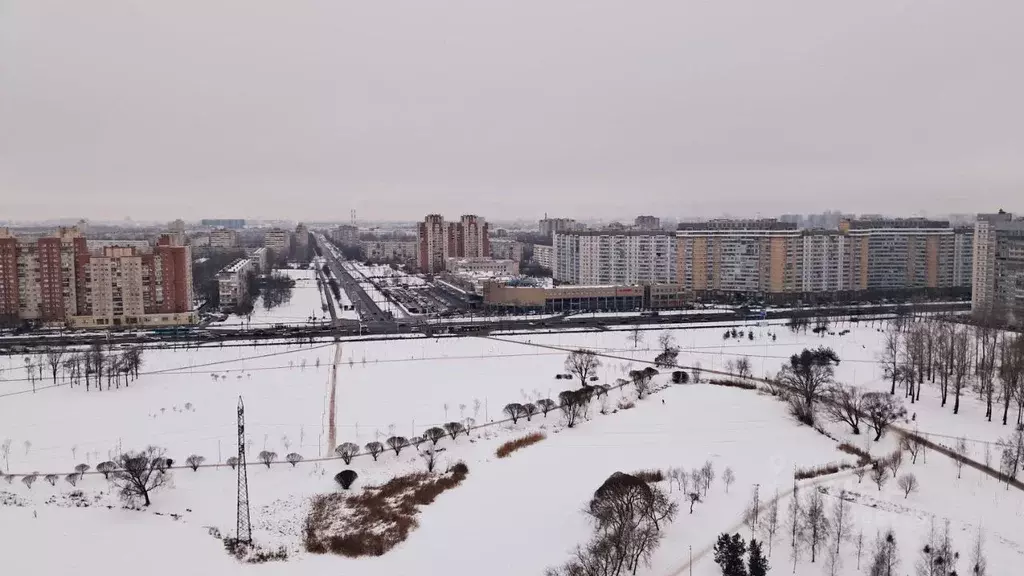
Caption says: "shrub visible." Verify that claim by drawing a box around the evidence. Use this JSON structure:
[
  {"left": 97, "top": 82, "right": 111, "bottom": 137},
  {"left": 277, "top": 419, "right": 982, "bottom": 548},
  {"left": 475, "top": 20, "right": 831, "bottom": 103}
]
[
  {"left": 794, "top": 462, "right": 852, "bottom": 480},
  {"left": 671, "top": 371, "right": 690, "bottom": 384},
  {"left": 631, "top": 469, "right": 665, "bottom": 483},
  {"left": 335, "top": 469, "right": 358, "bottom": 490},
  {"left": 495, "top": 432, "right": 546, "bottom": 458},
  {"left": 617, "top": 399, "right": 635, "bottom": 410},
  {"left": 286, "top": 453, "right": 304, "bottom": 467},
  {"left": 708, "top": 379, "right": 757, "bottom": 390},
  {"left": 837, "top": 442, "right": 873, "bottom": 467}
]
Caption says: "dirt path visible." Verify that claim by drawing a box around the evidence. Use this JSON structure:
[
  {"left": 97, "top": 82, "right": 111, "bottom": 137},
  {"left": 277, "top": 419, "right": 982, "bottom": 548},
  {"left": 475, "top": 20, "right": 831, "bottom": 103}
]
[{"left": 325, "top": 341, "right": 342, "bottom": 456}]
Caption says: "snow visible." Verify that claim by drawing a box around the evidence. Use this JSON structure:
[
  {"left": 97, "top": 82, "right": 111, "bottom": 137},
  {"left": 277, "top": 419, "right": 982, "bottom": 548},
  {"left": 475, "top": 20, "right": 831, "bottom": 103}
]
[
  {"left": 2, "top": 317, "right": 1023, "bottom": 576},
  {"left": 212, "top": 268, "right": 333, "bottom": 328}
]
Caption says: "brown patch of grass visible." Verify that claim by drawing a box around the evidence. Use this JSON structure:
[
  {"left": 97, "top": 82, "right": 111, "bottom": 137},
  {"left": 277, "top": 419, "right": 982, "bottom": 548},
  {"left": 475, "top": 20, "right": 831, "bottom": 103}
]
[
  {"left": 794, "top": 462, "right": 853, "bottom": 480},
  {"left": 837, "top": 442, "right": 873, "bottom": 467},
  {"left": 631, "top": 469, "right": 665, "bottom": 483},
  {"left": 304, "top": 464, "right": 470, "bottom": 558},
  {"left": 708, "top": 379, "right": 758, "bottom": 390},
  {"left": 496, "top": 432, "right": 546, "bottom": 459}
]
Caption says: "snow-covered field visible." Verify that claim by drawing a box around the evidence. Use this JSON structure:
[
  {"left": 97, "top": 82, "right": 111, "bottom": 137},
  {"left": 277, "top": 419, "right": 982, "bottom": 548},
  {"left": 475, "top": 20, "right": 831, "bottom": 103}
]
[
  {"left": 1, "top": 319, "right": 1022, "bottom": 575},
  {"left": 213, "top": 268, "right": 332, "bottom": 328}
]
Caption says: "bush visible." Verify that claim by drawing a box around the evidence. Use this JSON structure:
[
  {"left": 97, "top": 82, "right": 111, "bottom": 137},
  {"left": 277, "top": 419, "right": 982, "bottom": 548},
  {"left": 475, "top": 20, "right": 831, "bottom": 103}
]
[
  {"left": 631, "top": 469, "right": 665, "bottom": 483},
  {"left": 449, "top": 461, "right": 469, "bottom": 476},
  {"left": 335, "top": 469, "right": 358, "bottom": 490},
  {"left": 617, "top": 399, "right": 635, "bottom": 410},
  {"left": 708, "top": 379, "right": 757, "bottom": 390},
  {"left": 837, "top": 442, "right": 873, "bottom": 467},
  {"left": 671, "top": 371, "right": 690, "bottom": 384},
  {"left": 495, "top": 432, "right": 546, "bottom": 458},
  {"left": 794, "top": 462, "right": 853, "bottom": 480}
]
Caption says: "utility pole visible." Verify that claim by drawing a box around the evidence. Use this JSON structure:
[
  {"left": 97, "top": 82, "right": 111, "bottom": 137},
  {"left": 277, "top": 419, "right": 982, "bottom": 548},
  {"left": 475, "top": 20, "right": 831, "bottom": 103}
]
[{"left": 236, "top": 396, "right": 252, "bottom": 545}]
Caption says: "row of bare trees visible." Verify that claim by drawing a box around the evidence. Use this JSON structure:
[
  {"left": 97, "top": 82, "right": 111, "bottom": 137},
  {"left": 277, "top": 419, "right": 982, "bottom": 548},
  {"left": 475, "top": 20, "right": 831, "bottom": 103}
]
[
  {"left": 880, "top": 318, "right": 1024, "bottom": 426},
  {"left": 20, "top": 344, "right": 145, "bottom": 392}
]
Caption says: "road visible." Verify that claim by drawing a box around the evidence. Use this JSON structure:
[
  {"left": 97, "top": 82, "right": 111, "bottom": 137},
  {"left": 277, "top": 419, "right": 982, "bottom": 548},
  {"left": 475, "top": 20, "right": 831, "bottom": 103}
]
[{"left": 313, "top": 233, "right": 389, "bottom": 323}]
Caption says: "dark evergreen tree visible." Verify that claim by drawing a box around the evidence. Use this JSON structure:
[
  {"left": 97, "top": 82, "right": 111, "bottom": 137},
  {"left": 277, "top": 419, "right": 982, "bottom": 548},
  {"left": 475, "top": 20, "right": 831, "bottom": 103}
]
[
  {"left": 713, "top": 533, "right": 748, "bottom": 576},
  {"left": 748, "top": 538, "right": 769, "bottom": 576}
]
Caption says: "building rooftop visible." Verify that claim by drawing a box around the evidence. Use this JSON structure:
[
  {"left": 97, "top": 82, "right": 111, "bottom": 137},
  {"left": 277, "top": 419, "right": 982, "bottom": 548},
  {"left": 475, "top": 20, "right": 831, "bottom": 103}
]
[
  {"left": 842, "top": 218, "right": 950, "bottom": 230},
  {"left": 219, "top": 258, "right": 251, "bottom": 274},
  {"left": 676, "top": 219, "right": 798, "bottom": 231}
]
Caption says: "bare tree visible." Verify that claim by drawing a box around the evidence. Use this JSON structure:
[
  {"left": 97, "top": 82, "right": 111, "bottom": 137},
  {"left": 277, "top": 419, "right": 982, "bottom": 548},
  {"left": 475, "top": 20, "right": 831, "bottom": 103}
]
[
  {"left": 692, "top": 361, "right": 702, "bottom": 383},
  {"left": 897, "top": 473, "right": 918, "bottom": 498},
  {"left": 44, "top": 473, "right": 58, "bottom": 486},
  {"left": 110, "top": 446, "right": 170, "bottom": 506},
  {"left": 880, "top": 328, "right": 901, "bottom": 395},
  {"left": 824, "top": 384, "right": 866, "bottom": 435},
  {"left": 503, "top": 402, "right": 525, "bottom": 424},
  {"left": 871, "top": 465, "right": 888, "bottom": 491},
  {"left": 46, "top": 347, "right": 66, "bottom": 384},
  {"left": 863, "top": 393, "right": 906, "bottom": 441},
  {"left": 998, "top": 428, "right": 1024, "bottom": 488},
  {"left": 22, "top": 474, "right": 37, "bottom": 489},
  {"left": 565, "top": 349, "right": 601, "bottom": 388},
  {"left": 969, "top": 528, "right": 988, "bottom": 576},
  {"left": 536, "top": 398, "right": 556, "bottom": 418},
  {"left": 522, "top": 402, "right": 537, "bottom": 421},
  {"left": 386, "top": 436, "right": 408, "bottom": 456},
  {"left": 282, "top": 452, "right": 301, "bottom": 466},
  {"left": 185, "top": 455, "right": 205, "bottom": 471},
  {"left": 257, "top": 450, "right": 277, "bottom": 468},
  {"left": 74, "top": 463, "right": 89, "bottom": 479},
  {"left": 558, "top": 389, "right": 586, "bottom": 428},
  {"left": 735, "top": 356, "right": 753, "bottom": 379},
  {"left": 998, "top": 333, "right": 1024, "bottom": 425},
  {"left": 64, "top": 473, "right": 78, "bottom": 487},
  {"left": 777, "top": 347, "right": 839, "bottom": 425},
  {"left": 421, "top": 446, "right": 439, "bottom": 473},
  {"left": 902, "top": 435, "right": 923, "bottom": 464},
  {"left": 700, "top": 460, "right": 715, "bottom": 497},
  {"left": 801, "top": 488, "right": 831, "bottom": 563},
  {"left": 335, "top": 442, "right": 360, "bottom": 464},
  {"left": 870, "top": 530, "right": 900, "bottom": 576},
  {"left": 954, "top": 437, "right": 969, "bottom": 479},
  {"left": 225, "top": 457, "right": 238, "bottom": 470},
  {"left": 761, "top": 490, "right": 780, "bottom": 557},
  {"left": 627, "top": 327, "right": 644, "bottom": 349},
  {"left": 831, "top": 490, "right": 853, "bottom": 555},
  {"left": 886, "top": 449, "right": 904, "bottom": 478},
  {"left": 951, "top": 327, "right": 972, "bottom": 415},
  {"left": 722, "top": 467, "right": 736, "bottom": 493},
  {"left": 787, "top": 482, "right": 804, "bottom": 571},
  {"left": 628, "top": 367, "right": 658, "bottom": 399},
  {"left": 443, "top": 421, "right": 465, "bottom": 439},
  {"left": 364, "top": 441, "right": 384, "bottom": 461},
  {"left": 423, "top": 427, "right": 445, "bottom": 446}
]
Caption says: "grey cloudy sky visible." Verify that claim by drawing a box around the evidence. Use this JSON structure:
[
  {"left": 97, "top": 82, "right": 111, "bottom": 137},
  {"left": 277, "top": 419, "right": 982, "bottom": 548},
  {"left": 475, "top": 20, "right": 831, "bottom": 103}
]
[{"left": 2, "top": 1, "right": 1022, "bottom": 222}]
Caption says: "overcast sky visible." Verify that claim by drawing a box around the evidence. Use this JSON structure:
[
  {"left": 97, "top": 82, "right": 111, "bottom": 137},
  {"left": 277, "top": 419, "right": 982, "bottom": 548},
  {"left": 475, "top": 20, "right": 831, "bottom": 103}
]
[{"left": 2, "top": 1, "right": 1022, "bottom": 223}]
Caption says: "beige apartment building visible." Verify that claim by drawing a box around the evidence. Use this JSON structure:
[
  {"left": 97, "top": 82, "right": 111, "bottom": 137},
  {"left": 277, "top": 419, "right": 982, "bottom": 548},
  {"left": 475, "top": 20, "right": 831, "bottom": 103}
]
[{"left": 973, "top": 211, "right": 1024, "bottom": 322}]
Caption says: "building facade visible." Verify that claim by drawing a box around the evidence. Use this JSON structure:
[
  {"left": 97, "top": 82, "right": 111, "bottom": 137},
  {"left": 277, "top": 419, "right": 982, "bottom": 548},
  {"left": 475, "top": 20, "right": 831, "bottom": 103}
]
[
  {"left": 201, "top": 219, "right": 245, "bottom": 229},
  {"left": 634, "top": 215, "right": 661, "bottom": 230},
  {"left": 446, "top": 257, "right": 518, "bottom": 276},
  {"left": 539, "top": 217, "right": 579, "bottom": 238},
  {"left": 416, "top": 214, "right": 491, "bottom": 273},
  {"left": 264, "top": 228, "right": 292, "bottom": 254},
  {"left": 482, "top": 281, "right": 688, "bottom": 312},
  {"left": 362, "top": 239, "right": 418, "bottom": 263},
  {"left": 972, "top": 212, "right": 1024, "bottom": 322},
  {"left": 532, "top": 244, "right": 554, "bottom": 270},
  {"left": 209, "top": 228, "right": 239, "bottom": 249},
  {"left": 841, "top": 218, "right": 956, "bottom": 292},
  {"left": 294, "top": 223, "right": 310, "bottom": 253},
  {"left": 489, "top": 238, "right": 523, "bottom": 262},
  {"left": 554, "top": 230, "right": 675, "bottom": 286},
  {"left": 0, "top": 227, "right": 194, "bottom": 327},
  {"left": 217, "top": 258, "right": 253, "bottom": 310},
  {"left": 330, "top": 225, "right": 359, "bottom": 245}
]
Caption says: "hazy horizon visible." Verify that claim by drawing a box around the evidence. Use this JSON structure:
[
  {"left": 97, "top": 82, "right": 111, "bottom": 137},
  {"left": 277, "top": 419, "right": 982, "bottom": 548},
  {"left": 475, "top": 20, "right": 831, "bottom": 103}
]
[{"left": 3, "top": 1, "right": 1023, "bottom": 222}]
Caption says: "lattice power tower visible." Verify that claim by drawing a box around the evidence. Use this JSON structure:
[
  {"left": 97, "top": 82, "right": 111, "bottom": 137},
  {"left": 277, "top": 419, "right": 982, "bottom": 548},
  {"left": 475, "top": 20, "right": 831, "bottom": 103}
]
[{"left": 236, "top": 396, "right": 252, "bottom": 545}]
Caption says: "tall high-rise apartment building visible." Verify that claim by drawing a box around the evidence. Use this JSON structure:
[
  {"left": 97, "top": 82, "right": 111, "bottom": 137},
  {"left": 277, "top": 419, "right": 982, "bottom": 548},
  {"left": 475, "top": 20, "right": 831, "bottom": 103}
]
[
  {"left": 973, "top": 211, "right": 1024, "bottom": 322},
  {"left": 676, "top": 220, "right": 802, "bottom": 294},
  {"left": 0, "top": 227, "right": 194, "bottom": 327},
  {"left": 553, "top": 230, "right": 675, "bottom": 285},
  {"left": 416, "top": 214, "right": 491, "bottom": 273},
  {"left": 539, "top": 217, "right": 579, "bottom": 238},
  {"left": 634, "top": 215, "right": 661, "bottom": 230}
]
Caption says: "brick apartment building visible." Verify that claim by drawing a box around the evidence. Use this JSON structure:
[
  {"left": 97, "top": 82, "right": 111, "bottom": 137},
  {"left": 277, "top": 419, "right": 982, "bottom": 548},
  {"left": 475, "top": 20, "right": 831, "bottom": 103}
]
[{"left": 416, "top": 214, "right": 491, "bottom": 273}]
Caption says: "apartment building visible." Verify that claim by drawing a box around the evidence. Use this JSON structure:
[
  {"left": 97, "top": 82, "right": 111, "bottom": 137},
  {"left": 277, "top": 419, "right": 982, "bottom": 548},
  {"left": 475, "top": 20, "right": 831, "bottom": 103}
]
[
  {"left": 209, "top": 228, "right": 239, "bottom": 249},
  {"left": 553, "top": 230, "right": 675, "bottom": 286},
  {"left": 539, "top": 217, "right": 579, "bottom": 238},
  {"left": 330, "top": 225, "right": 359, "bottom": 245},
  {"left": 201, "top": 219, "right": 245, "bottom": 229},
  {"left": 248, "top": 247, "right": 269, "bottom": 274},
  {"left": 973, "top": 212, "right": 1024, "bottom": 322},
  {"left": 417, "top": 214, "right": 450, "bottom": 273},
  {"left": 416, "top": 214, "right": 491, "bottom": 273},
  {"left": 0, "top": 227, "right": 194, "bottom": 327},
  {"left": 532, "top": 244, "right": 554, "bottom": 270},
  {"left": 676, "top": 220, "right": 801, "bottom": 295},
  {"left": 294, "top": 223, "right": 310, "bottom": 253},
  {"left": 489, "top": 238, "right": 523, "bottom": 262},
  {"left": 217, "top": 258, "right": 253, "bottom": 310},
  {"left": 634, "top": 215, "right": 661, "bottom": 230},
  {"left": 841, "top": 218, "right": 955, "bottom": 291},
  {"left": 953, "top": 226, "right": 974, "bottom": 289},
  {"left": 264, "top": 227, "right": 292, "bottom": 253},
  {"left": 362, "top": 239, "right": 418, "bottom": 264}
]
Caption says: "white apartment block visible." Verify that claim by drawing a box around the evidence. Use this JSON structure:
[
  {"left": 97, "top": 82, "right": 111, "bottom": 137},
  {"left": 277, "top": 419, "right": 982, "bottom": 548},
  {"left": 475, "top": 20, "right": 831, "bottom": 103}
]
[
  {"left": 210, "top": 228, "right": 239, "bottom": 249},
  {"left": 217, "top": 258, "right": 254, "bottom": 309},
  {"left": 801, "top": 232, "right": 848, "bottom": 293},
  {"left": 554, "top": 231, "right": 675, "bottom": 286},
  {"left": 362, "top": 240, "right": 418, "bottom": 263},
  {"left": 264, "top": 228, "right": 292, "bottom": 253},
  {"left": 532, "top": 244, "right": 554, "bottom": 270}
]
